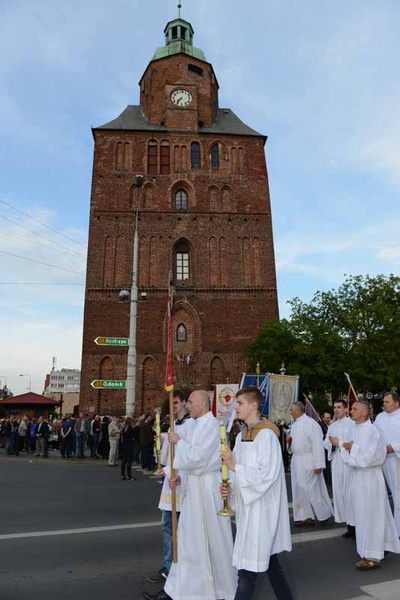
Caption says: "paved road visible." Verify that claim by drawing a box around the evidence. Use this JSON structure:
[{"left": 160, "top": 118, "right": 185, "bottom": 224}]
[{"left": 0, "top": 454, "right": 399, "bottom": 600}]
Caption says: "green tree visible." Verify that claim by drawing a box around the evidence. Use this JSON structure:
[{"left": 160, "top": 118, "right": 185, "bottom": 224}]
[{"left": 245, "top": 274, "right": 400, "bottom": 397}]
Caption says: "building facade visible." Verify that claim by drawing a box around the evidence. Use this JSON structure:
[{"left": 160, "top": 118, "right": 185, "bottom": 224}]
[
  {"left": 44, "top": 368, "right": 81, "bottom": 394},
  {"left": 79, "top": 15, "right": 279, "bottom": 416}
]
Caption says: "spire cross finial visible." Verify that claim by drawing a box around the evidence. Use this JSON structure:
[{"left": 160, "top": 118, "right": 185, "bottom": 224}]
[{"left": 177, "top": 1, "right": 182, "bottom": 18}]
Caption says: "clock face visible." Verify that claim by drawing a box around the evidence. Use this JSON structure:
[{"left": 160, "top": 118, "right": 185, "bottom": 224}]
[{"left": 171, "top": 89, "right": 193, "bottom": 107}]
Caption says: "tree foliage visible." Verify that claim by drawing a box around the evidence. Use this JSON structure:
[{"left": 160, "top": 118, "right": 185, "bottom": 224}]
[{"left": 244, "top": 274, "right": 400, "bottom": 397}]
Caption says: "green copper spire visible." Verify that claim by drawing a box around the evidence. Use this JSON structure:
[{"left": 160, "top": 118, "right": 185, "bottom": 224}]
[{"left": 152, "top": 5, "right": 206, "bottom": 62}]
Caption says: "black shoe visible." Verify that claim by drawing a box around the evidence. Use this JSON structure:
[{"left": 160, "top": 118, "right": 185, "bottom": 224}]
[
  {"left": 146, "top": 568, "right": 169, "bottom": 583},
  {"left": 121, "top": 476, "right": 126, "bottom": 480},
  {"left": 142, "top": 591, "right": 171, "bottom": 600},
  {"left": 343, "top": 525, "right": 356, "bottom": 539}
]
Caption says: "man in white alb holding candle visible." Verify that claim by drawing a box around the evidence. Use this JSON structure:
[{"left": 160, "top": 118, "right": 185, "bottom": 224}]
[
  {"left": 221, "top": 386, "right": 293, "bottom": 600},
  {"left": 144, "top": 389, "right": 236, "bottom": 600}
]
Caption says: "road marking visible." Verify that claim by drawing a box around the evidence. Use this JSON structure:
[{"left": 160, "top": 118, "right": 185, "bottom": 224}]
[
  {"left": 292, "top": 527, "right": 346, "bottom": 544},
  {"left": 0, "top": 521, "right": 162, "bottom": 540},
  {"left": 0, "top": 522, "right": 346, "bottom": 542}
]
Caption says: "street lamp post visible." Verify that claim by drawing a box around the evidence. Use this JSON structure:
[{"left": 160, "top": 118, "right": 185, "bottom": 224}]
[
  {"left": 19, "top": 373, "right": 32, "bottom": 392},
  {"left": 125, "top": 174, "right": 144, "bottom": 417}
]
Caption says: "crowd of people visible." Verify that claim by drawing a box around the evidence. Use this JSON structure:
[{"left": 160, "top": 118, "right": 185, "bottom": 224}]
[
  {"left": 0, "top": 412, "right": 160, "bottom": 479},
  {"left": 1, "top": 387, "right": 399, "bottom": 599}
]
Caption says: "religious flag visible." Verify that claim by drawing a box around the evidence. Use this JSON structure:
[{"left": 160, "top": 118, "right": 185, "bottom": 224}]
[
  {"left": 164, "top": 287, "right": 174, "bottom": 392},
  {"left": 344, "top": 372, "right": 358, "bottom": 414},
  {"left": 213, "top": 384, "right": 239, "bottom": 424},
  {"left": 304, "top": 394, "right": 320, "bottom": 422}
]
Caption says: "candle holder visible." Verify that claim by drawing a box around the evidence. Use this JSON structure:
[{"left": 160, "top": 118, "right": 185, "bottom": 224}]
[
  {"left": 155, "top": 409, "right": 161, "bottom": 470},
  {"left": 218, "top": 422, "right": 235, "bottom": 517}
]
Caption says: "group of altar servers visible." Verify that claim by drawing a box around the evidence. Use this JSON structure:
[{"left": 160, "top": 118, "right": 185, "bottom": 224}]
[{"left": 142, "top": 388, "right": 400, "bottom": 600}]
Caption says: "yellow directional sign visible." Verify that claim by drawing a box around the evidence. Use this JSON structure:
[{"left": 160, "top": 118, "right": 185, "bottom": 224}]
[
  {"left": 90, "top": 380, "right": 126, "bottom": 389},
  {"left": 94, "top": 337, "right": 129, "bottom": 346}
]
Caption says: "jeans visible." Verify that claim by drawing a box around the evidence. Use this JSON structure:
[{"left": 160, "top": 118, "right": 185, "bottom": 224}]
[
  {"left": 162, "top": 510, "right": 180, "bottom": 571},
  {"left": 75, "top": 432, "right": 85, "bottom": 457},
  {"left": 91, "top": 432, "right": 100, "bottom": 457},
  {"left": 5, "top": 437, "right": 13, "bottom": 455},
  {"left": 234, "top": 555, "right": 294, "bottom": 600},
  {"left": 61, "top": 435, "right": 73, "bottom": 457}
]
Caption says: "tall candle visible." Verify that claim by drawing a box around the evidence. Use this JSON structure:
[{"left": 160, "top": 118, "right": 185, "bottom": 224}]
[
  {"left": 220, "top": 423, "right": 228, "bottom": 480},
  {"left": 155, "top": 412, "right": 161, "bottom": 452}
]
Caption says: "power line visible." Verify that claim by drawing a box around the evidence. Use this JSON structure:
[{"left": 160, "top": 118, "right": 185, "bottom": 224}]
[
  {"left": 2, "top": 233, "right": 87, "bottom": 260},
  {"left": 0, "top": 215, "right": 86, "bottom": 259},
  {"left": 0, "top": 250, "right": 85, "bottom": 275},
  {"left": 0, "top": 198, "right": 87, "bottom": 250}
]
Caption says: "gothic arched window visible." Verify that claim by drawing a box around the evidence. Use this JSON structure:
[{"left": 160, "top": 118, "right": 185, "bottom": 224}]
[
  {"left": 191, "top": 142, "right": 201, "bottom": 169},
  {"left": 174, "top": 240, "right": 190, "bottom": 281},
  {"left": 176, "top": 323, "right": 187, "bottom": 342},
  {"left": 175, "top": 189, "right": 188, "bottom": 210},
  {"left": 211, "top": 143, "right": 219, "bottom": 169}
]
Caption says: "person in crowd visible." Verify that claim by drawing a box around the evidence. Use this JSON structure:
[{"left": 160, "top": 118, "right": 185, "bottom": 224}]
[
  {"left": 108, "top": 416, "right": 120, "bottom": 466},
  {"left": 29, "top": 417, "right": 38, "bottom": 453},
  {"left": 99, "top": 416, "right": 110, "bottom": 459},
  {"left": 374, "top": 391, "right": 400, "bottom": 536},
  {"left": 60, "top": 415, "right": 73, "bottom": 458},
  {"left": 4, "top": 416, "right": 14, "bottom": 456},
  {"left": 18, "top": 416, "right": 28, "bottom": 452},
  {"left": 144, "top": 390, "right": 237, "bottom": 600},
  {"left": 90, "top": 414, "right": 102, "bottom": 458},
  {"left": 221, "top": 386, "right": 293, "bottom": 600},
  {"left": 140, "top": 415, "right": 155, "bottom": 471},
  {"left": 74, "top": 413, "right": 87, "bottom": 458},
  {"left": 333, "top": 400, "right": 400, "bottom": 569},
  {"left": 287, "top": 401, "right": 333, "bottom": 526},
  {"left": 36, "top": 416, "right": 50, "bottom": 457},
  {"left": 120, "top": 417, "right": 138, "bottom": 480},
  {"left": 132, "top": 418, "right": 141, "bottom": 465},
  {"left": 324, "top": 400, "right": 353, "bottom": 535}
]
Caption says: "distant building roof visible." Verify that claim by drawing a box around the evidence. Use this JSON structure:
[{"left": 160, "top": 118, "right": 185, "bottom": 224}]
[
  {"left": 0, "top": 392, "right": 61, "bottom": 406},
  {"left": 95, "top": 106, "right": 264, "bottom": 138}
]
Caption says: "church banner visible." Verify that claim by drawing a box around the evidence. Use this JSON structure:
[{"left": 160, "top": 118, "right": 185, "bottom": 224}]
[
  {"left": 268, "top": 374, "right": 299, "bottom": 424},
  {"left": 213, "top": 384, "right": 239, "bottom": 425}
]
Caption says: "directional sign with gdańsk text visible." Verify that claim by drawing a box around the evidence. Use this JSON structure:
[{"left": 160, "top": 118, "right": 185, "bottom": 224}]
[
  {"left": 90, "top": 380, "right": 126, "bottom": 389},
  {"left": 94, "top": 337, "right": 129, "bottom": 346}
]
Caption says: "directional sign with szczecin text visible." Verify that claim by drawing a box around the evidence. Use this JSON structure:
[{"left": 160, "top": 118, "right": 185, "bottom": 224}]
[
  {"left": 94, "top": 337, "right": 129, "bottom": 346},
  {"left": 90, "top": 380, "right": 126, "bottom": 389}
]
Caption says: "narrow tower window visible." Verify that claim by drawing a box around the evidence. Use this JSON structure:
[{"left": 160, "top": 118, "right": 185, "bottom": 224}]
[
  {"left": 175, "top": 189, "right": 188, "bottom": 210},
  {"left": 191, "top": 142, "right": 201, "bottom": 169},
  {"left": 174, "top": 241, "right": 190, "bottom": 281},
  {"left": 211, "top": 143, "right": 219, "bottom": 169}
]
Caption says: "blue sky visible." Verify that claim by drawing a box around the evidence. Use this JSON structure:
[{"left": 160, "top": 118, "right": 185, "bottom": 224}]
[{"left": 1, "top": 0, "right": 399, "bottom": 395}]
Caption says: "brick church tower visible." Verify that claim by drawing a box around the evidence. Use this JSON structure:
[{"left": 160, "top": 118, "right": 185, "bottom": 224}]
[{"left": 79, "top": 12, "right": 279, "bottom": 416}]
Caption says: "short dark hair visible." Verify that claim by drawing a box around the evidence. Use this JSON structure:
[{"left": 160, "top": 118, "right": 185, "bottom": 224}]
[
  {"left": 236, "top": 386, "right": 265, "bottom": 410},
  {"left": 384, "top": 391, "right": 400, "bottom": 405},
  {"left": 334, "top": 400, "right": 347, "bottom": 409},
  {"left": 173, "top": 389, "right": 185, "bottom": 402}
]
